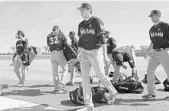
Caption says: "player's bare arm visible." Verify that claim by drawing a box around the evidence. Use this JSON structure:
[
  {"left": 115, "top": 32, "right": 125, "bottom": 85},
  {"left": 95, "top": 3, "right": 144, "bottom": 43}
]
[
  {"left": 77, "top": 47, "right": 82, "bottom": 58},
  {"left": 101, "top": 44, "right": 110, "bottom": 65}
]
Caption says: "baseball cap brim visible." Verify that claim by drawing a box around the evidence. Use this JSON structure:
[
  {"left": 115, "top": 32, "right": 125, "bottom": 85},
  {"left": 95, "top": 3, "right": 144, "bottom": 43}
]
[
  {"left": 148, "top": 15, "right": 152, "bottom": 17},
  {"left": 148, "top": 14, "right": 160, "bottom": 17},
  {"left": 68, "top": 34, "right": 75, "bottom": 36},
  {"left": 77, "top": 7, "right": 82, "bottom": 10}
]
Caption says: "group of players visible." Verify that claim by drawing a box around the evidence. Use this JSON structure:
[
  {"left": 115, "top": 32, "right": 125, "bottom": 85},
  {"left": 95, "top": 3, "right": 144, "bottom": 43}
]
[{"left": 1, "top": 2, "right": 169, "bottom": 111}]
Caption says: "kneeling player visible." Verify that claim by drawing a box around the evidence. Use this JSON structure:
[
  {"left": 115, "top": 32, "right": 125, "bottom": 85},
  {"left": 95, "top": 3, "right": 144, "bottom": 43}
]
[{"left": 112, "top": 47, "right": 140, "bottom": 83}]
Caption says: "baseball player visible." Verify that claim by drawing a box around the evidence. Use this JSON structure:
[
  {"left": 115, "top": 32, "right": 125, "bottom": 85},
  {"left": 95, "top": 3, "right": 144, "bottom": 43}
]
[
  {"left": 103, "top": 31, "right": 140, "bottom": 83},
  {"left": 10, "top": 30, "right": 28, "bottom": 86},
  {"left": 77, "top": 3, "right": 117, "bottom": 111},
  {"left": 67, "top": 31, "right": 94, "bottom": 85},
  {"left": 103, "top": 31, "right": 117, "bottom": 76},
  {"left": 142, "top": 10, "right": 169, "bottom": 99},
  {"left": 47, "top": 25, "right": 68, "bottom": 94},
  {"left": 66, "top": 31, "right": 78, "bottom": 86},
  {"left": 111, "top": 47, "right": 140, "bottom": 83}
]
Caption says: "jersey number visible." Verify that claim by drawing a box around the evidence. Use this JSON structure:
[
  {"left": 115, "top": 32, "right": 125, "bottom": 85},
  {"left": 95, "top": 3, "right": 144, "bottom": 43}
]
[{"left": 49, "top": 36, "right": 59, "bottom": 45}]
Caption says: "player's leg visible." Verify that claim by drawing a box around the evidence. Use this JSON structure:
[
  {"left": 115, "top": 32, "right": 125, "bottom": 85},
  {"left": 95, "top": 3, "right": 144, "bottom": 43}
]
[
  {"left": 75, "top": 60, "right": 81, "bottom": 73},
  {"left": 125, "top": 47, "right": 140, "bottom": 81},
  {"left": 127, "top": 53, "right": 140, "bottom": 82},
  {"left": 130, "top": 47, "right": 137, "bottom": 65},
  {"left": 20, "top": 54, "right": 28, "bottom": 85},
  {"left": 113, "top": 63, "right": 126, "bottom": 83},
  {"left": 67, "top": 59, "right": 75, "bottom": 85},
  {"left": 158, "top": 49, "right": 169, "bottom": 81},
  {"left": 112, "top": 52, "right": 126, "bottom": 83},
  {"left": 159, "top": 50, "right": 169, "bottom": 100},
  {"left": 13, "top": 55, "right": 22, "bottom": 85},
  {"left": 105, "top": 62, "right": 111, "bottom": 76},
  {"left": 131, "top": 67, "right": 140, "bottom": 81},
  {"left": 50, "top": 52, "right": 60, "bottom": 92},
  {"left": 20, "top": 65, "right": 27, "bottom": 85},
  {"left": 89, "top": 48, "right": 117, "bottom": 104},
  {"left": 57, "top": 50, "right": 68, "bottom": 91},
  {"left": 142, "top": 53, "right": 159, "bottom": 99},
  {"left": 105, "top": 53, "right": 114, "bottom": 76},
  {"left": 80, "top": 49, "right": 93, "bottom": 108}
]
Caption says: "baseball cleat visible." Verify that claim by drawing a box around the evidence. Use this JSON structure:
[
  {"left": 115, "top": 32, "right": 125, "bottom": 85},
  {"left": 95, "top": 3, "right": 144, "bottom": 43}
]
[{"left": 142, "top": 94, "right": 156, "bottom": 100}]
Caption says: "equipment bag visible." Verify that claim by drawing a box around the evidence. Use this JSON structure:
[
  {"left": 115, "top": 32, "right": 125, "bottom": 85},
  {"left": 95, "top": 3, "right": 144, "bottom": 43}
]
[
  {"left": 69, "top": 86, "right": 111, "bottom": 105},
  {"left": 20, "top": 46, "right": 37, "bottom": 66},
  {"left": 112, "top": 76, "right": 144, "bottom": 94},
  {"left": 163, "top": 79, "right": 169, "bottom": 91}
]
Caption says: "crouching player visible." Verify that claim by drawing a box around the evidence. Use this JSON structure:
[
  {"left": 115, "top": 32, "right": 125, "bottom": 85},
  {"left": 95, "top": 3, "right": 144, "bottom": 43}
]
[{"left": 111, "top": 46, "right": 140, "bottom": 83}]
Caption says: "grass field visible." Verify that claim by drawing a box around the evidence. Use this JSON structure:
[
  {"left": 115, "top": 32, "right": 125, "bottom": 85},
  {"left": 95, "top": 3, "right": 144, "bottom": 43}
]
[{"left": 0, "top": 57, "right": 169, "bottom": 111}]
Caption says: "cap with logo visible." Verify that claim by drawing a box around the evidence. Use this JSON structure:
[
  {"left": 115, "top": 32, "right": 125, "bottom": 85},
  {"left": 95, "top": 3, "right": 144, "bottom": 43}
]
[
  {"left": 148, "top": 10, "right": 161, "bottom": 17},
  {"left": 77, "top": 3, "right": 92, "bottom": 11},
  {"left": 68, "top": 31, "right": 75, "bottom": 36}
]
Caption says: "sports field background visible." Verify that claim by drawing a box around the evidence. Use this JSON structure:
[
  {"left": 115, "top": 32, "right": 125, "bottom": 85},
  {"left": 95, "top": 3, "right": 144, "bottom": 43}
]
[{"left": 0, "top": 56, "right": 169, "bottom": 111}]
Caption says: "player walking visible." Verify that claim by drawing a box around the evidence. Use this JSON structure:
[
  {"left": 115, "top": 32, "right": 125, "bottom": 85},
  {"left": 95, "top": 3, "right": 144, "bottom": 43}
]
[
  {"left": 103, "top": 31, "right": 117, "bottom": 76},
  {"left": 11, "top": 30, "right": 29, "bottom": 86},
  {"left": 47, "top": 25, "right": 68, "bottom": 94},
  {"left": 66, "top": 31, "right": 78, "bottom": 86},
  {"left": 142, "top": 10, "right": 169, "bottom": 99},
  {"left": 77, "top": 3, "right": 117, "bottom": 111}
]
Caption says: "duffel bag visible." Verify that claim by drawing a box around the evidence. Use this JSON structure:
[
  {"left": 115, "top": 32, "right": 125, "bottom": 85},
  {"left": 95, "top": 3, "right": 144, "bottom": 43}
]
[{"left": 112, "top": 77, "right": 144, "bottom": 94}]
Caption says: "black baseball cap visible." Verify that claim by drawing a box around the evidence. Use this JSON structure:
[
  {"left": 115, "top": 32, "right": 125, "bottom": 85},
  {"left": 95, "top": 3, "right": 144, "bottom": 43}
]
[
  {"left": 77, "top": 3, "right": 92, "bottom": 11},
  {"left": 68, "top": 31, "right": 75, "bottom": 36},
  {"left": 52, "top": 25, "right": 59, "bottom": 31},
  {"left": 16, "top": 30, "right": 25, "bottom": 37},
  {"left": 104, "top": 31, "right": 110, "bottom": 35},
  {"left": 148, "top": 10, "right": 161, "bottom": 17}
]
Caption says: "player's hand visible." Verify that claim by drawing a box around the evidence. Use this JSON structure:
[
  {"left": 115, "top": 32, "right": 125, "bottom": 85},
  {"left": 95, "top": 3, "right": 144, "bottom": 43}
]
[
  {"left": 76, "top": 48, "right": 81, "bottom": 60},
  {"left": 10, "top": 62, "right": 14, "bottom": 67},
  {"left": 77, "top": 53, "right": 81, "bottom": 61},
  {"left": 144, "top": 53, "right": 149, "bottom": 59},
  {"left": 104, "top": 56, "right": 110, "bottom": 66},
  {"left": 122, "top": 64, "right": 127, "bottom": 69}
]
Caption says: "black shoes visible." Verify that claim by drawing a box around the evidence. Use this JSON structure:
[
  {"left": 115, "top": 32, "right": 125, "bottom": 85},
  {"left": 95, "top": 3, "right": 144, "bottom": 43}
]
[{"left": 142, "top": 74, "right": 161, "bottom": 84}]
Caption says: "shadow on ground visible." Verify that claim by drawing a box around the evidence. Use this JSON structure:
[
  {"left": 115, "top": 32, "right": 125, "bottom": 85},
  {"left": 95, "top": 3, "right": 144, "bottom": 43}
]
[
  {"left": 61, "top": 96, "right": 169, "bottom": 109},
  {"left": 0, "top": 104, "right": 61, "bottom": 111},
  {"left": 115, "top": 97, "right": 167, "bottom": 104},
  {"left": 28, "top": 84, "right": 54, "bottom": 88},
  {"left": 156, "top": 88, "right": 169, "bottom": 92},
  {"left": 2, "top": 89, "right": 45, "bottom": 97},
  {"left": 61, "top": 100, "right": 83, "bottom": 107},
  {"left": 0, "top": 103, "right": 83, "bottom": 111}
]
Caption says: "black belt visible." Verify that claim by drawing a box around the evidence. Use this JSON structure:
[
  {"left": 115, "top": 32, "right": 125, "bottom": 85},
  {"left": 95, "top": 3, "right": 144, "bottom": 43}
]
[{"left": 154, "top": 48, "right": 168, "bottom": 51}]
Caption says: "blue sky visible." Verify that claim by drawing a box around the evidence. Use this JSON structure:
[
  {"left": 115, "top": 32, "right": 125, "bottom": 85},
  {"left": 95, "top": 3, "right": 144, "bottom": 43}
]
[{"left": 0, "top": 1, "right": 169, "bottom": 53}]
